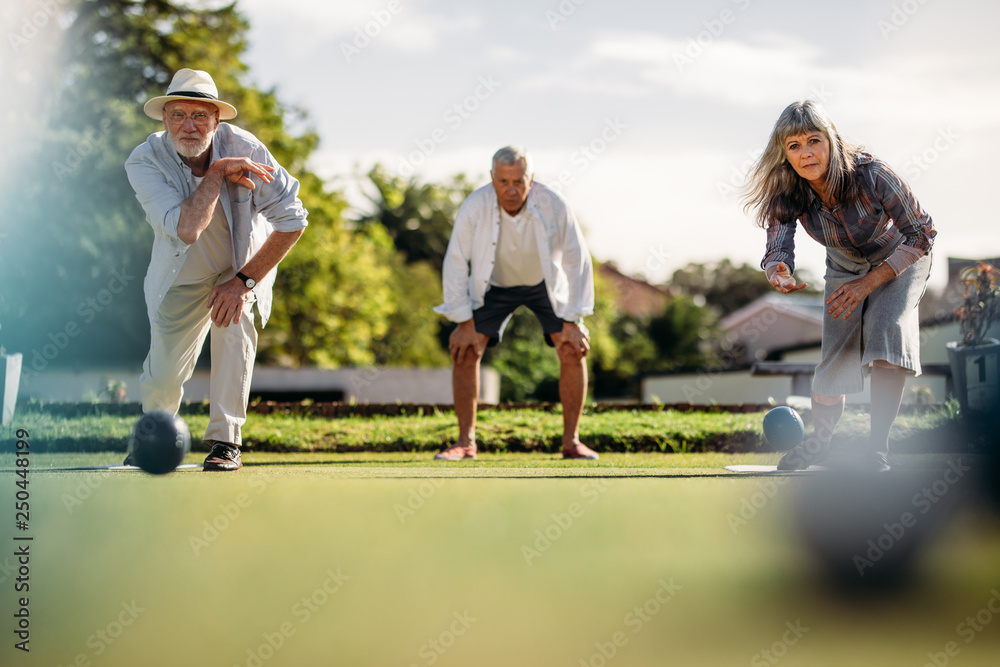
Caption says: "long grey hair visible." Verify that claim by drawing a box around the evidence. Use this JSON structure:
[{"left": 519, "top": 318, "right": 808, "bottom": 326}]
[{"left": 742, "top": 100, "right": 864, "bottom": 228}]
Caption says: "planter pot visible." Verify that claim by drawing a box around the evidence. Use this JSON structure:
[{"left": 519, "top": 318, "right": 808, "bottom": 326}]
[
  {"left": 1, "top": 352, "right": 22, "bottom": 426},
  {"left": 946, "top": 338, "right": 1000, "bottom": 414}
]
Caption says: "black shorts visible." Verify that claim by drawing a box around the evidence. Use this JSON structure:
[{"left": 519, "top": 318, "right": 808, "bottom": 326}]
[{"left": 473, "top": 281, "right": 564, "bottom": 348}]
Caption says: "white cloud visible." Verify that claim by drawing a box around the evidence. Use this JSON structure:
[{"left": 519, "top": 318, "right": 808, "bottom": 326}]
[
  {"left": 513, "top": 29, "right": 1000, "bottom": 132},
  {"left": 238, "top": 0, "right": 380, "bottom": 28},
  {"left": 380, "top": 13, "right": 483, "bottom": 53},
  {"left": 238, "top": 0, "right": 999, "bottom": 292},
  {"left": 240, "top": 0, "right": 482, "bottom": 55}
]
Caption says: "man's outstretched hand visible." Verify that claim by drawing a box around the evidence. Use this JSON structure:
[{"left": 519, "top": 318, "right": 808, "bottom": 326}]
[{"left": 211, "top": 157, "right": 274, "bottom": 190}]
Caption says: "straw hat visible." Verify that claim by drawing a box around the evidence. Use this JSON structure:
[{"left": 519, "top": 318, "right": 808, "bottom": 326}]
[{"left": 143, "top": 68, "right": 237, "bottom": 120}]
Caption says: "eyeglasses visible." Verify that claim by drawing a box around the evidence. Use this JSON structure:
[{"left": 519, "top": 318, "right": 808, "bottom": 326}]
[{"left": 167, "top": 111, "right": 215, "bottom": 126}]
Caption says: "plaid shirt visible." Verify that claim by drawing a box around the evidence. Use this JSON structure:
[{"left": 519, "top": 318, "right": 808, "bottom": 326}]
[{"left": 762, "top": 154, "right": 936, "bottom": 274}]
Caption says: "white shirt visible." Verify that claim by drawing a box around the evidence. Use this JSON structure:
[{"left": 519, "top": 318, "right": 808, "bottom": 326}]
[
  {"left": 175, "top": 175, "right": 235, "bottom": 285},
  {"left": 125, "top": 123, "right": 308, "bottom": 327},
  {"left": 489, "top": 206, "right": 544, "bottom": 288},
  {"left": 435, "top": 182, "right": 594, "bottom": 323}
]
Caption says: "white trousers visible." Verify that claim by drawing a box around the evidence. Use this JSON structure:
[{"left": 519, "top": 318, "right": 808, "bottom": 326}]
[{"left": 141, "top": 278, "right": 258, "bottom": 445}]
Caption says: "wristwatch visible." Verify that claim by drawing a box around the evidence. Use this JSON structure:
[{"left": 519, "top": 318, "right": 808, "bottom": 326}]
[{"left": 236, "top": 271, "right": 256, "bottom": 289}]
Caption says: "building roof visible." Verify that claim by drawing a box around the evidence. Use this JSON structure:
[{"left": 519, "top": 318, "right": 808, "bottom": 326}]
[
  {"left": 597, "top": 263, "right": 672, "bottom": 318},
  {"left": 719, "top": 293, "right": 824, "bottom": 331}
]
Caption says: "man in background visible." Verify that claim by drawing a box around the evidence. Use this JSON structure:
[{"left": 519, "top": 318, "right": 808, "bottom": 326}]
[{"left": 434, "top": 146, "right": 597, "bottom": 460}]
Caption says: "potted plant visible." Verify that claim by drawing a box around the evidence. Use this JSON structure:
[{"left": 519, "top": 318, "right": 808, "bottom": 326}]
[
  {"left": 946, "top": 261, "right": 1000, "bottom": 414},
  {"left": 1, "top": 324, "right": 24, "bottom": 426}
]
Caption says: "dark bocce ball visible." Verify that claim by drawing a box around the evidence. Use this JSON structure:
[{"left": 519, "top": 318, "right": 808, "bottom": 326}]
[
  {"left": 128, "top": 410, "right": 191, "bottom": 474},
  {"left": 762, "top": 406, "right": 805, "bottom": 451}
]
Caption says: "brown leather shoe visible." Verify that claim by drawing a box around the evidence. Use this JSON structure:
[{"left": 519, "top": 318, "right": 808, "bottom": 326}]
[{"left": 203, "top": 442, "right": 242, "bottom": 471}]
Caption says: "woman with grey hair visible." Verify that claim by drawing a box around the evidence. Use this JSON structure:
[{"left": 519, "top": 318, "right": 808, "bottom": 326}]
[{"left": 743, "top": 100, "right": 936, "bottom": 472}]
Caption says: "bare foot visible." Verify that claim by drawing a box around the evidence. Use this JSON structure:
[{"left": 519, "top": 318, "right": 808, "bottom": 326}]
[
  {"left": 434, "top": 444, "right": 478, "bottom": 460},
  {"left": 561, "top": 442, "right": 599, "bottom": 460}
]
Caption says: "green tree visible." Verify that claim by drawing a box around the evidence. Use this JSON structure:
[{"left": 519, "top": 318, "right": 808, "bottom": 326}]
[
  {"left": 355, "top": 165, "right": 475, "bottom": 274},
  {"left": 589, "top": 313, "right": 659, "bottom": 398},
  {"left": 648, "top": 295, "right": 722, "bottom": 371},
  {"left": 481, "top": 309, "right": 562, "bottom": 402},
  {"left": 350, "top": 165, "right": 479, "bottom": 367},
  {"left": 481, "top": 262, "right": 629, "bottom": 402},
  {"left": 669, "top": 259, "right": 774, "bottom": 316},
  {"left": 368, "top": 259, "right": 451, "bottom": 368},
  {"left": 1, "top": 0, "right": 400, "bottom": 371}
]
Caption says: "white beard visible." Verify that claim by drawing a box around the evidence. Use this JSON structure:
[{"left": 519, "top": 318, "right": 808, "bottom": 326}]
[{"left": 168, "top": 129, "right": 213, "bottom": 159}]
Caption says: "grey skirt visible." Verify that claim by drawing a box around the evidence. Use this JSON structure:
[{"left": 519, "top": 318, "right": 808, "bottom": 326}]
[{"left": 812, "top": 246, "right": 932, "bottom": 396}]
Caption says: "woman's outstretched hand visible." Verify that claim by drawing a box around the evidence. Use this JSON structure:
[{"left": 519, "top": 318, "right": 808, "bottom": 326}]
[{"left": 768, "top": 262, "right": 808, "bottom": 294}]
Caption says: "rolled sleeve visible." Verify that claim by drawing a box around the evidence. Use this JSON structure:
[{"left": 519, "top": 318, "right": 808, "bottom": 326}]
[
  {"left": 884, "top": 243, "right": 924, "bottom": 276},
  {"left": 558, "top": 207, "right": 595, "bottom": 321},
  {"left": 251, "top": 145, "right": 308, "bottom": 232},
  {"left": 434, "top": 202, "right": 476, "bottom": 323},
  {"left": 873, "top": 160, "right": 935, "bottom": 256},
  {"left": 124, "top": 145, "right": 186, "bottom": 245},
  {"left": 761, "top": 221, "right": 797, "bottom": 272}
]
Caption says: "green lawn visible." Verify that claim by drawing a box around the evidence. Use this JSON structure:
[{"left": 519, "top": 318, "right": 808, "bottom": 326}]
[
  {"left": 3, "top": 401, "right": 964, "bottom": 454},
  {"left": 1, "top": 451, "right": 999, "bottom": 666}
]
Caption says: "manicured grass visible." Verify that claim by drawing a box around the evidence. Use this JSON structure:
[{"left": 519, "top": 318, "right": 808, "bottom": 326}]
[
  {"left": 0, "top": 450, "right": 976, "bottom": 477},
  {"left": 1, "top": 454, "right": 998, "bottom": 666},
  {"left": 2, "top": 401, "right": 965, "bottom": 454}
]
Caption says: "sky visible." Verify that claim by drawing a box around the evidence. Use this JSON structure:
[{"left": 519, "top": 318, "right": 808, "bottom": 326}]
[{"left": 220, "top": 1, "right": 995, "bottom": 288}]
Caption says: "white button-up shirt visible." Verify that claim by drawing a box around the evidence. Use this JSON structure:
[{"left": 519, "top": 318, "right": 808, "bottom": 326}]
[
  {"left": 435, "top": 182, "right": 594, "bottom": 323},
  {"left": 490, "top": 206, "right": 545, "bottom": 288},
  {"left": 125, "top": 123, "right": 308, "bottom": 327}
]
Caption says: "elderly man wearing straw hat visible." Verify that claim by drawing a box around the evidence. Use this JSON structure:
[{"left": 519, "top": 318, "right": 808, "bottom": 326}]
[{"left": 125, "top": 69, "right": 307, "bottom": 471}]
